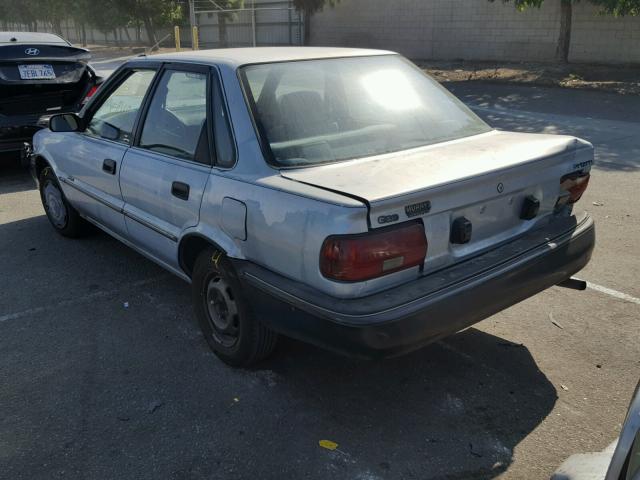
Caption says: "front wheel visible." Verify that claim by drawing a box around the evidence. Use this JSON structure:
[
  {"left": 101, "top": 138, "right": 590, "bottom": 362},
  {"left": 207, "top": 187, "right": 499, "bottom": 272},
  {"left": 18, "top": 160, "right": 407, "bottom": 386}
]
[
  {"left": 192, "top": 248, "right": 278, "bottom": 367},
  {"left": 39, "top": 166, "right": 86, "bottom": 237}
]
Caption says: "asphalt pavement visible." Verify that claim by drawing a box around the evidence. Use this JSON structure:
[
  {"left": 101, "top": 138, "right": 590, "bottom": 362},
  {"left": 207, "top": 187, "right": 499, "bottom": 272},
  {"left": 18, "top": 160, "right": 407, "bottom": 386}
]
[
  {"left": 0, "top": 80, "right": 639, "bottom": 480},
  {"left": 90, "top": 54, "right": 137, "bottom": 78}
]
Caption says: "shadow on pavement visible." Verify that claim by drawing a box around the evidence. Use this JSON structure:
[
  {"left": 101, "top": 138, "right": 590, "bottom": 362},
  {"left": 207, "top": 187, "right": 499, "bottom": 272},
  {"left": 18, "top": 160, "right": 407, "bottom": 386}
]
[
  {"left": 446, "top": 81, "right": 640, "bottom": 173},
  {"left": 0, "top": 213, "right": 557, "bottom": 479},
  {"left": 447, "top": 81, "right": 640, "bottom": 124},
  {"left": 0, "top": 113, "right": 567, "bottom": 476},
  {"left": 261, "top": 331, "right": 557, "bottom": 479},
  {"left": 0, "top": 154, "right": 36, "bottom": 194}
]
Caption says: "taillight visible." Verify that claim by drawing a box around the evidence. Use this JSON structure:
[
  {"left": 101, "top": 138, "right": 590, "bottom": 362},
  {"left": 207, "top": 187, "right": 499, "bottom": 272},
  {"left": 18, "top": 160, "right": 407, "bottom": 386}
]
[
  {"left": 559, "top": 172, "right": 590, "bottom": 205},
  {"left": 82, "top": 85, "right": 99, "bottom": 105},
  {"left": 320, "top": 222, "right": 427, "bottom": 282}
]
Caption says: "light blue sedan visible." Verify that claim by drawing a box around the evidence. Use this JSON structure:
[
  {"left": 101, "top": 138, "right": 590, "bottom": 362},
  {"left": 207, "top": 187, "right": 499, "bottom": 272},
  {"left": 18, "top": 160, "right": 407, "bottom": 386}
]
[{"left": 29, "top": 47, "right": 595, "bottom": 366}]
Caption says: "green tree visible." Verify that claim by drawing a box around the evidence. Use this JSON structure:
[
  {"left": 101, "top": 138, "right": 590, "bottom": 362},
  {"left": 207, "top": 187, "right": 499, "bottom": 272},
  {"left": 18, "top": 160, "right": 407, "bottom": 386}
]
[
  {"left": 116, "top": 0, "right": 184, "bottom": 48},
  {"left": 68, "top": 0, "right": 95, "bottom": 46},
  {"left": 293, "top": 0, "right": 340, "bottom": 45},
  {"left": 0, "top": 0, "right": 40, "bottom": 30},
  {"left": 41, "top": 0, "right": 73, "bottom": 36},
  {"left": 494, "top": 0, "right": 640, "bottom": 63},
  {"left": 90, "top": 0, "right": 131, "bottom": 46},
  {"left": 0, "top": 0, "right": 185, "bottom": 48}
]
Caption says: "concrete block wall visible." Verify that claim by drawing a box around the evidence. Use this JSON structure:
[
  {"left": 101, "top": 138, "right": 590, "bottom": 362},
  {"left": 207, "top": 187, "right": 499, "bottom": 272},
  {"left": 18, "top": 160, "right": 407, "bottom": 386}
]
[
  {"left": 571, "top": 3, "right": 640, "bottom": 63},
  {"left": 310, "top": 0, "right": 640, "bottom": 64}
]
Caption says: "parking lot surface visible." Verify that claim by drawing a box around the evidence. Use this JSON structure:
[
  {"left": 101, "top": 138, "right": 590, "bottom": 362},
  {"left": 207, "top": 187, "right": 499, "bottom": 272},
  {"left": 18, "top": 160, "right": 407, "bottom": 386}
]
[{"left": 1, "top": 82, "right": 639, "bottom": 480}]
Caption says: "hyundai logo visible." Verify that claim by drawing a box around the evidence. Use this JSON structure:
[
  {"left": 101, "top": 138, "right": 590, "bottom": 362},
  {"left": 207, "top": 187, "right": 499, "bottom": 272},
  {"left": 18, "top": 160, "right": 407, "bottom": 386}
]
[{"left": 25, "top": 48, "right": 40, "bottom": 56}]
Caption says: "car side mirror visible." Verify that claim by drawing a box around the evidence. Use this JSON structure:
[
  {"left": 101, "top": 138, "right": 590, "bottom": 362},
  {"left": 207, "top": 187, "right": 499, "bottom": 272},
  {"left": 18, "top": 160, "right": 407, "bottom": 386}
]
[
  {"left": 99, "top": 122, "right": 120, "bottom": 141},
  {"left": 49, "top": 113, "right": 81, "bottom": 132}
]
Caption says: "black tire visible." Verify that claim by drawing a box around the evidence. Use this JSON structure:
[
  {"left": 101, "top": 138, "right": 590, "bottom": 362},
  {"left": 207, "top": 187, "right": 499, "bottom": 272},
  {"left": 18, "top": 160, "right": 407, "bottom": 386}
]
[
  {"left": 39, "top": 166, "right": 86, "bottom": 237},
  {"left": 192, "top": 248, "right": 278, "bottom": 367}
]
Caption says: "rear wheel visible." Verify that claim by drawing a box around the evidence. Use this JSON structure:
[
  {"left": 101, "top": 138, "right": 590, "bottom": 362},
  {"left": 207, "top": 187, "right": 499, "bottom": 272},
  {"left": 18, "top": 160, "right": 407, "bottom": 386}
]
[
  {"left": 39, "top": 166, "right": 86, "bottom": 237},
  {"left": 192, "top": 248, "right": 278, "bottom": 367}
]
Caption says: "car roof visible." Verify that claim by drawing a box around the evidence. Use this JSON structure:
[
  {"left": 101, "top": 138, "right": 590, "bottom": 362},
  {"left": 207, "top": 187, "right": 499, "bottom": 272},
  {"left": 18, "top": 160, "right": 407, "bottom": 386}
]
[
  {"left": 0, "top": 31, "right": 69, "bottom": 45},
  {"left": 141, "top": 46, "right": 396, "bottom": 68}
]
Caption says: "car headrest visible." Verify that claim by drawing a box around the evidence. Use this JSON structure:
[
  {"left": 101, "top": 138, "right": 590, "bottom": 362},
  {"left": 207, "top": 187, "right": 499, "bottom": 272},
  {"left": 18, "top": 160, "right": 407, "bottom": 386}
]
[{"left": 277, "top": 91, "right": 327, "bottom": 139}]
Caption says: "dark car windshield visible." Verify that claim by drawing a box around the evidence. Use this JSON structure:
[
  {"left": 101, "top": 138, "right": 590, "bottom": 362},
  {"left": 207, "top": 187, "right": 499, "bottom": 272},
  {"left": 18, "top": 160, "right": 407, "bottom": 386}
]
[{"left": 240, "top": 55, "right": 491, "bottom": 167}]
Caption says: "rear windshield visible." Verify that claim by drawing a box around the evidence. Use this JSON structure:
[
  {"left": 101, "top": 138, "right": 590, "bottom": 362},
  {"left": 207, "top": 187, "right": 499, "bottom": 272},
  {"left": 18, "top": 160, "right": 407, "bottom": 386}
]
[{"left": 240, "top": 55, "right": 491, "bottom": 167}]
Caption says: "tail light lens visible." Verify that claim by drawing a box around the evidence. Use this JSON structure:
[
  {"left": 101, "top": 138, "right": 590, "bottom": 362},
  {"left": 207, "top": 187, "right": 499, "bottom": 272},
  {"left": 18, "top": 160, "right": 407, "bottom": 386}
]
[
  {"left": 81, "top": 85, "right": 99, "bottom": 105},
  {"left": 320, "top": 222, "right": 427, "bottom": 282},
  {"left": 559, "top": 172, "right": 590, "bottom": 205}
]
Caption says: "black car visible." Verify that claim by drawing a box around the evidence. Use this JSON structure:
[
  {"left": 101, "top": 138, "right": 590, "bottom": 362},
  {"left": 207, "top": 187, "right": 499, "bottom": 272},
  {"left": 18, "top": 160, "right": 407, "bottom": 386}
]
[{"left": 0, "top": 31, "right": 101, "bottom": 164}]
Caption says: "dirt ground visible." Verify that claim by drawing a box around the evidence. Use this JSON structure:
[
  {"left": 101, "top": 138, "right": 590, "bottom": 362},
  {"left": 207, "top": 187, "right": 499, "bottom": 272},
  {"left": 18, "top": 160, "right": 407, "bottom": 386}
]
[{"left": 419, "top": 59, "right": 640, "bottom": 96}]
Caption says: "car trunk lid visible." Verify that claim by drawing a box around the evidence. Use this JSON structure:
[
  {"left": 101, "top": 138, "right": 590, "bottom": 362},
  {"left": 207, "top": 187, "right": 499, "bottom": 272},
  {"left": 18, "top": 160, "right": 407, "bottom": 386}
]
[
  {"left": 0, "top": 45, "right": 92, "bottom": 116},
  {"left": 0, "top": 44, "right": 90, "bottom": 85},
  {"left": 281, "top": 130, "right": 593, "bottom": 273}
]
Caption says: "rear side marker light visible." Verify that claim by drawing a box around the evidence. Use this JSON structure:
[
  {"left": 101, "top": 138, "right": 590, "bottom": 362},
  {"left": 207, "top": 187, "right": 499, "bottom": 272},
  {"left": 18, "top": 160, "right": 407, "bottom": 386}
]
[
  {"left": 559, "top": 172, "right": 590, "bottom": 205},
  {"left": 82, "top": 85, "right": 99, "bottom": 105},
  {"left": 320, "top": 222, "right": 427, "bottom": 282}
]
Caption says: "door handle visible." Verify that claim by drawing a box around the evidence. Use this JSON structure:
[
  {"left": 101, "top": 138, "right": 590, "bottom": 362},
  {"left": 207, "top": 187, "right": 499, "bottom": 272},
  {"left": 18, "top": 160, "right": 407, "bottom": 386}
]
[
  {"left": 171, "top": 181, "right": 190, "bottom": 201},
  {"left": 102, "top": 158, "right": 117, "bottom": 175}
]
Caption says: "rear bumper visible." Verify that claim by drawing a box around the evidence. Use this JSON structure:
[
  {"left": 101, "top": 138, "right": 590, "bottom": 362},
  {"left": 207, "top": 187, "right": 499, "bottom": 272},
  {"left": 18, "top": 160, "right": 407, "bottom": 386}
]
[
  {"left": 0, "top": 114, "right": 47, "bottom": 153},
  {"left": 0, "top": 74, "right": 96, "bottom": 153},
  {"left": 234, "top": 213, "right": 595, "bottom": 358}
]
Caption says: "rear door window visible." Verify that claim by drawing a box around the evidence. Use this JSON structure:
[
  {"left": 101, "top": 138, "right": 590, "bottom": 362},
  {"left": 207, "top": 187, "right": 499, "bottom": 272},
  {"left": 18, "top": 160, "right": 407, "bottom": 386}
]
[
  {"left": 139, "top": 69, "right": 210, "bottom": 164},
  {"left": 211, "top": 73, "right": 235, "bottom": 168},
  {"left": 86, "top": 69, "right": 156, "bottom": 144}
]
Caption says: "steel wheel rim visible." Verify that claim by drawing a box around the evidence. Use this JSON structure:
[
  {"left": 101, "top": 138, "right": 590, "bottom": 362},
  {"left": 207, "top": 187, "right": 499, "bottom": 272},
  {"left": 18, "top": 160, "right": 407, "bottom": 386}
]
[
  {"left": 204, "top": 275, "right": 239, "bottom": 348},
  {"left": 44, "top": 182, "right": 67, "bottom": 228}
]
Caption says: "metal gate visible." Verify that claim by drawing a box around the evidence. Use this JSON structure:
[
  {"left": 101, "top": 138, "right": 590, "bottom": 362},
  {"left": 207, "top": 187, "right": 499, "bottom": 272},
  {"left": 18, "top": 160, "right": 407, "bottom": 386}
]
[{"left": 190, "top": 0, "right": 304, "bottom": 49}]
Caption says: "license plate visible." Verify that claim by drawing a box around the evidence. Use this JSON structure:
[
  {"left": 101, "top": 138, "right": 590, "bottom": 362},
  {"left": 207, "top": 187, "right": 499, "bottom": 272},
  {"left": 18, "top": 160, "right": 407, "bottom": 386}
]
[{"left": 18, "top": 64, "right": 56, "bottom": 80}]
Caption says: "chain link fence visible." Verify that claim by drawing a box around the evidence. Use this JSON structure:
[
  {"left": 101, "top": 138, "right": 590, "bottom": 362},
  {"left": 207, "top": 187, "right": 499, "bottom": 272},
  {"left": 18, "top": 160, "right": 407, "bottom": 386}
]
[
  {"left": 192, "top": 0, "right": 303, "bottom": 49},
  {"left": 2, "top": 0, "right": 304, "bottom": 51}
]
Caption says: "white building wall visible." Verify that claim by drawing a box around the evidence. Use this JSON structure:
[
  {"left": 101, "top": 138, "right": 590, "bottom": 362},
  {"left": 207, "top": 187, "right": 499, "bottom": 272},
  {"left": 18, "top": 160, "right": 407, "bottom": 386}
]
[{"left": 310, "top": 0, "right": 640, "bottom": 64}]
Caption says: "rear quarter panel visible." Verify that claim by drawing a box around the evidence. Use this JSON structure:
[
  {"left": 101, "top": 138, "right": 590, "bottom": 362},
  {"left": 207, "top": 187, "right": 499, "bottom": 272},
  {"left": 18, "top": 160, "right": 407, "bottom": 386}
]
[
  {"left": 195, "top": 172, "right": 414, "bottom": 298},
  {"left": 200, "top": 63, "right": 416, "bottom": 298}
]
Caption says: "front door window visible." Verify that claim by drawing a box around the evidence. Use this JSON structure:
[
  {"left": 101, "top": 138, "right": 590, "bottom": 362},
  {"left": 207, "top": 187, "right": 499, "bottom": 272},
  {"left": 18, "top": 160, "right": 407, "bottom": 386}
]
[{"left": 86, "top": 69, "right": 156, "bottom": 144}]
